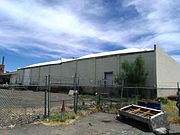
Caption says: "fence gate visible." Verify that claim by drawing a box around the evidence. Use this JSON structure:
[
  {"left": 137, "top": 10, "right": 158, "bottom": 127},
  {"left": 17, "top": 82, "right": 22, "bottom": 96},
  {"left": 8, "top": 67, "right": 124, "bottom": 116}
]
[{"left": 45, "top": 75, "right": 76, "bottom": 117}]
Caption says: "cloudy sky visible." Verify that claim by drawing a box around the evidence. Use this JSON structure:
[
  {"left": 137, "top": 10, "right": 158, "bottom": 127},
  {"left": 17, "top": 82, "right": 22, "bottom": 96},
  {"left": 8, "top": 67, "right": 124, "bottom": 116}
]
[{"left": 0, "top": 0, "right": 180, "bottom": 71}]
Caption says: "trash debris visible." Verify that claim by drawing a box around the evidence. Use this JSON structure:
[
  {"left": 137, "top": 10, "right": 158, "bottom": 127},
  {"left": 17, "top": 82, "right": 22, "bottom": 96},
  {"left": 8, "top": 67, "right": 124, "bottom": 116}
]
[
  {"left": 68, "top": 90, "right": 74, "bottom": 96},
  {"left": 153, "top": 127, "right": 169, "bottom": 135},
  {"left": 68, "top": 90, "right": 78, "bottom": 96},
  {"left": 8, "top": 124, "right": 15, "bottom": 128},
  {"left": 117, "top": 104, "right": 170, "bottom": 133},
  {"left": 138, "top": 99, "right": 161, "bottom": 110}
]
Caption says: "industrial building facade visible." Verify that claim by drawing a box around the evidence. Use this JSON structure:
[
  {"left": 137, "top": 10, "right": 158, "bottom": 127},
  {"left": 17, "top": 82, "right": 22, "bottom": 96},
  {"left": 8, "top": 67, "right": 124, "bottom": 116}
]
[{"left": 15, "top": 46, "right": 180, "bottom": 97}]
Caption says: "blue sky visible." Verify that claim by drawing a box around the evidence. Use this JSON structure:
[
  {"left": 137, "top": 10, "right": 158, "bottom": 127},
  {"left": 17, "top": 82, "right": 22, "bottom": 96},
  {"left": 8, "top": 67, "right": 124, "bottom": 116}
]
[{"left": 0, "top": 0, "right": 180, "bottom": 71}]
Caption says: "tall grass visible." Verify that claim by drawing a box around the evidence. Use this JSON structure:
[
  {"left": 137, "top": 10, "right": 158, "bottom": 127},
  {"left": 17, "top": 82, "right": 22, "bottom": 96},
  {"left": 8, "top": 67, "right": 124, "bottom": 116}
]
[{"left": 161, "top": 99, "right": 180, "bottom": 125}]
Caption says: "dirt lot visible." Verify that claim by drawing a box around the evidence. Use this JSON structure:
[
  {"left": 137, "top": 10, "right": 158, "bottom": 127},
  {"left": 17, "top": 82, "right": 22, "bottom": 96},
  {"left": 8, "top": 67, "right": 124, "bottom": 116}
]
[
  {"left": 0, "top": 89, "right": 73, "bottom": 127},
  {"left": 0, "top": 113, "right": 180, "bottom": 135},
  {"left": 0, "top": 89, "right": 73, "bottom": 108}
]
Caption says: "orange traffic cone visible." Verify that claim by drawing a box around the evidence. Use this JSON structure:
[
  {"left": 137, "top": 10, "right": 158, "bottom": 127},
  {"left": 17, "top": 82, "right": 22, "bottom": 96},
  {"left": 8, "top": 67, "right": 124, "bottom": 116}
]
[{"left": 61, "top": 100, "right": 66, "bottom": 113}]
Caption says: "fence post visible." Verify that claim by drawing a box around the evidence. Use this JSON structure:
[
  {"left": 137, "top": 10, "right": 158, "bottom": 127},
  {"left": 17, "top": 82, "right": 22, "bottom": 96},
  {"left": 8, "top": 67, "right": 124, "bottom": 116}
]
[
  {"left": 75, "top": 78, "right": 79, "bottom": 113},
  {"left": 97, "top": 80, "right": 101, "bottom": 106},
  {"left": 75, "top": 91, "right": 78, "bottom": 113},
  {"left": 97, "top": 93, "right": 101, "bottom": 106},
  {"left": 177, "top": 82, "right": 180, "bottom": 116},
  {"left": 47, "top": 75, "right": 50, "bottom": 116},
  {"left": 120, "top": 80, "right": 124, "bottom": 108},
  {"left": 135, "top": 85, "right": 139, "bottom": 104},
  {"left": 73, "top": 74, "right": 77, "bottom": 113},
  {"left": 44, "top": 76, "right": 48, "bottom": 118}
]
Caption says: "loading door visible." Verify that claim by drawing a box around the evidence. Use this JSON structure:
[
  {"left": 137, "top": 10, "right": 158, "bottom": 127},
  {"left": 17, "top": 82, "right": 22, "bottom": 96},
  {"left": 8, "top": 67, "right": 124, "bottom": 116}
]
[{"left": 104, "top": 72, "right": 113, "bottom": 86}]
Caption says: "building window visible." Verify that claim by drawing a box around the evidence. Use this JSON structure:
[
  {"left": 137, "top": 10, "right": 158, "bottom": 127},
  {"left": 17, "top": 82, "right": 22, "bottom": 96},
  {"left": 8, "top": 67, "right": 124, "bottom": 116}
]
[{"left": 104, "top": 72, "right": 113, "bottom": 87}]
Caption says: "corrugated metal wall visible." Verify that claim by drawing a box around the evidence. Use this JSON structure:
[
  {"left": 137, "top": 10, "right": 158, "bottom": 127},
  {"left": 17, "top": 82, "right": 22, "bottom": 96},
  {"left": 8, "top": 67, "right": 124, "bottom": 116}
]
[{"left": 16, "top": 51, "right": 156, "bottom": 87}]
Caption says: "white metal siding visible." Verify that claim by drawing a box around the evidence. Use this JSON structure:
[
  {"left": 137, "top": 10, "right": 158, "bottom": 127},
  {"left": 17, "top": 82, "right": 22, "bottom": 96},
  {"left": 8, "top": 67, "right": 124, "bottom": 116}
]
[
  {"left": 96, "top": 56, "right": 119, "bottom": 84},
  {"left": 31, "top": 67, "right": 40, "bottom": 85},
  {"left": 17, "top": 51, "right": 156, "bottom": 88},
  {"left": 39, "top": 66, "right": 50, "bottom": 86},
  {"left": 156, "top": 47, "right": 180, "bottom": 97},
  {"left": 77, "top": 59, "right": 96, "bottom": 86},
  {"left": 49, "top": 64, "right": 61, "bottom": 84},
  {"left": 23, "top": 69, "right": 30, "bottom": 85},
  {"left": 120, "top": 52, "right": 156, "bottom": 87}
]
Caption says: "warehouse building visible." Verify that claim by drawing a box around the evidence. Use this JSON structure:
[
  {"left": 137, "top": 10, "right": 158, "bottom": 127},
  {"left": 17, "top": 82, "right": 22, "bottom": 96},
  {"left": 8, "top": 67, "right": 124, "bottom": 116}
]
[{"left": 15, "top": 46, "right": 180, "bottom": 97}]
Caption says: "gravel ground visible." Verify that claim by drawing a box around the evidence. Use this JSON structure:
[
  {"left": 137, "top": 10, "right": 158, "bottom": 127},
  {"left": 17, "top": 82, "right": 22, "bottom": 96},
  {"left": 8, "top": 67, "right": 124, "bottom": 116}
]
[
  {"left": 0, "top": 89, "right": 73, "bottom": 108},
  {"left": 0, "top": 113, "right": 180, "bottom": 135},
  {"left": 0, "top": 89, "right": 73, "bottom": 127}
]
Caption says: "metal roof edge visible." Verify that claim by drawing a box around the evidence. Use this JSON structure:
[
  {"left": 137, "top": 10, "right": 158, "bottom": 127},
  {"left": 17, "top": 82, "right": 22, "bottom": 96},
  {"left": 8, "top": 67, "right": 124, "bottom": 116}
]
[{"left": 19, "top": 49, "right": 154, "bottom": 70}]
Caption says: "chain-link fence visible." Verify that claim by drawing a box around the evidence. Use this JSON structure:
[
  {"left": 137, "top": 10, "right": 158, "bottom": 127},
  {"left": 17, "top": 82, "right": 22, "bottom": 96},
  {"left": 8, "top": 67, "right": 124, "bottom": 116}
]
[
  {"left": 1, "top": 74, "right": 179, "bottom": 127},
  {"left": 47, "top": 75, "right": 87, "bottom": 115},
  {"left": 0, "top": 88, "right": 45, "bottom": 127},
  {"left": 85, "top": 80, "right": 180, "bottom": 113}
]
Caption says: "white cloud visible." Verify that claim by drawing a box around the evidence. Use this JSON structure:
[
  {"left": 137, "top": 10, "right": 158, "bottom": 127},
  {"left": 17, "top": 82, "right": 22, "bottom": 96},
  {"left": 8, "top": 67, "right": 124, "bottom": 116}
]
[
  {"left": 172, "top": 55, "right": 180, "bottom": 65},
  {"left": 124, "top": 0, "right": 180, "bottom": 62},
  {"left": 0, "top": 0, "right": 104, "bottom": 55},
  {"left": 0, "top": 0, "right": 180, "bottom": 63}
]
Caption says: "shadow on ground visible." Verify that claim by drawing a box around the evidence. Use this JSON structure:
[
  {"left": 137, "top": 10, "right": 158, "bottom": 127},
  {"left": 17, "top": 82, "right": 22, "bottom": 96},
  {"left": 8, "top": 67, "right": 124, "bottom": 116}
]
[
  {"left": 118, "top": 118, "right": 180, "bottom": 135},
  {"left": 118, "top": 117, "right": 151, "bottom": 132}
]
